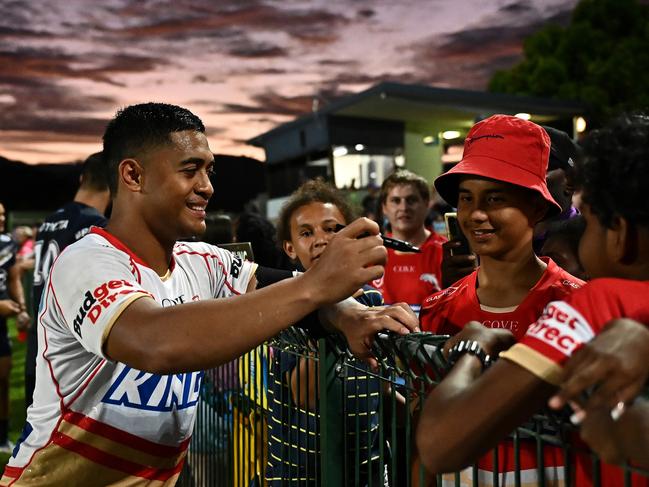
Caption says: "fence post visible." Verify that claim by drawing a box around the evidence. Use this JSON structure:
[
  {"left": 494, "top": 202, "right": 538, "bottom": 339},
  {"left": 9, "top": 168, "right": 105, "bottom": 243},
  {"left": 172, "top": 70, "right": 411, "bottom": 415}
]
[{"left": 318, "top": 338, "right": 344, "bottom": 485}]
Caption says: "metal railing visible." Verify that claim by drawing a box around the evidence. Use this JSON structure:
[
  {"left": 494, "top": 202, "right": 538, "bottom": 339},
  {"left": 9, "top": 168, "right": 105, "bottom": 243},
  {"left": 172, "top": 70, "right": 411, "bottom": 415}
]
[{"left": 179, "top": 329, "right": 649, "bottom": 487}]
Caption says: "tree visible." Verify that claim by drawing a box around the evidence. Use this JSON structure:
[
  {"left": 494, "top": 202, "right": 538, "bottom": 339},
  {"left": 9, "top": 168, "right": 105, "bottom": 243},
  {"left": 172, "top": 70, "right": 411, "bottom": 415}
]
[{"left": 489, "top": 0, "right": 649, "bottom": 122}]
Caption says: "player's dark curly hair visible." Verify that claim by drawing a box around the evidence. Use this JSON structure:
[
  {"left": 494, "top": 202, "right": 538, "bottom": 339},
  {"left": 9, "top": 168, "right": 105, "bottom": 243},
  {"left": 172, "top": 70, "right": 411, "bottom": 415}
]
[
  {"left": 277, "top": 178, "right": 355, "bottom": 244},
  {"left": 102, "top": 103, "right": 205, "bottom": 194},
  {"left": 577, "top": 112, "right": 649, "bottom": 229}
]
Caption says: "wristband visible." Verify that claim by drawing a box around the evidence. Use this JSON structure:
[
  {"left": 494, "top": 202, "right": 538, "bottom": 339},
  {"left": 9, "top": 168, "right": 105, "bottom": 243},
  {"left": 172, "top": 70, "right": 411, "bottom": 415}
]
[{"left": 446, "top": 339, "right": 492, "bottom": 371}]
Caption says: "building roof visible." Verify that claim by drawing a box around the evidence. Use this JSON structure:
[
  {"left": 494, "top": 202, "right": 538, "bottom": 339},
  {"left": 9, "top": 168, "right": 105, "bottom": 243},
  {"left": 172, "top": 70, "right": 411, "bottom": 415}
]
[{"left": 248, "top": 81, "right": 585, "bottom": 147}]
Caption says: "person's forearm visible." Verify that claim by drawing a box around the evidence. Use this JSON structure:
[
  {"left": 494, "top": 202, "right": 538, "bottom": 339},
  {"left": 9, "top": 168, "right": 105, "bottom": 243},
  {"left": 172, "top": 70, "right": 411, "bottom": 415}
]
[
  {"left": 106, "top": 272, "right": 326, "bottom": 374},
  {"left": 416, "top": 359, "right": 554, "bottom": 474},
  {"left": 8, "top": 266, "right": 26, "bottom": 311}
]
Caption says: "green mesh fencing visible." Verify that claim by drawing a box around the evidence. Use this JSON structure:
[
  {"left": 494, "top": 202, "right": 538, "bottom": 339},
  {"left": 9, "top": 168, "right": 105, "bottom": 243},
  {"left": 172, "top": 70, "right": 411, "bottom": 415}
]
[{"left": 179, "top": 330, "right": 649, "bottom": 487}]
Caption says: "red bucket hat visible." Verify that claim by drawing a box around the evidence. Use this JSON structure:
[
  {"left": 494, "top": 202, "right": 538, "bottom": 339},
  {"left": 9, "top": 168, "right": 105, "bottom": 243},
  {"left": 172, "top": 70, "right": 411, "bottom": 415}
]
[{"left": 434, "top": 114, "right": 562, "bottom": 217}]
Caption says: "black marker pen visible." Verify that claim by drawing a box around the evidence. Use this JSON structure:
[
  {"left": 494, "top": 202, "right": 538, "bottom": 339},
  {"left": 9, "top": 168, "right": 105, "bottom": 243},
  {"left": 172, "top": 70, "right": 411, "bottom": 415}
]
[{"left": 334, "top": 224, "right": 421, "bottom": 253}]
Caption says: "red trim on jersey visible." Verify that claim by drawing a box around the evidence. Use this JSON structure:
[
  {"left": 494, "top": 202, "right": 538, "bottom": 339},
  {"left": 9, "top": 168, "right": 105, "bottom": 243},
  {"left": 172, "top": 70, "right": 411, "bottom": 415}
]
[
  {"left": 91, "top": 227, "right": 176, "bottom": 273},
  {"left": 64, "top": 359, "right": 107, "bottom": 409},
  {"left": 51, "top": 432, "right": 185, "bottom": 481},
  {"left": 43, "top": 283, "right": 65, "bottom": 404},
  {"left": 175, "top": 249, "right": 242, "bottom": 296},
  {"left": 62, "top": 410, "right": 191, "bottom": 457}
]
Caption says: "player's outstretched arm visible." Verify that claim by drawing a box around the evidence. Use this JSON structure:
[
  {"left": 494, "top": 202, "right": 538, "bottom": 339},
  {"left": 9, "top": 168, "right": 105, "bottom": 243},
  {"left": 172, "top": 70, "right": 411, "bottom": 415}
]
[
  {"left": 105, "top": 218, "right": 390, "bottom": 374},
  {"left": 416, "top": 322, "right": 554, "bottom": 474}
]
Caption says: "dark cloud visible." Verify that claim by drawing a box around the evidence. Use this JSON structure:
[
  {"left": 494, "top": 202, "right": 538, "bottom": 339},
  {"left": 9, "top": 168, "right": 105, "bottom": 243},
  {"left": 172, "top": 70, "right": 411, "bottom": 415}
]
[
  {"left": 227, "top": 39, "right": 287, "bottom": 58},
  {"left": 0, "top": 49, "right": 167, "bottom": 86},
  {"left": 410, "top": 6, "right": 574, "bottom": 89}
]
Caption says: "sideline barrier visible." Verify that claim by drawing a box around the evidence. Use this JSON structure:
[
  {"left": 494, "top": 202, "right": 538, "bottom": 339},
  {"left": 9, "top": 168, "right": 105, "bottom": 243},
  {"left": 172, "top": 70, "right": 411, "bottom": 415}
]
[{"left": 179, "top": 330, "right": 649, "bottom": 487}]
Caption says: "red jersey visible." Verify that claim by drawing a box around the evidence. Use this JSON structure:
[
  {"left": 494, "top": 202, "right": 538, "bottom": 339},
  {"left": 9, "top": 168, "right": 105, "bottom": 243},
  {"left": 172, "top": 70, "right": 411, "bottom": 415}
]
[
  {"left": 372, "top": 232, "right": 445, "bottom": 314},
  {"left": 501, "top": 278, "right": 649, "bottom": 487},
  {"left": 420, "top": 258, "right": 583, "bottom": 486},
  {"left": 420, "top": 258, "right": 584, "bottom": 340}
]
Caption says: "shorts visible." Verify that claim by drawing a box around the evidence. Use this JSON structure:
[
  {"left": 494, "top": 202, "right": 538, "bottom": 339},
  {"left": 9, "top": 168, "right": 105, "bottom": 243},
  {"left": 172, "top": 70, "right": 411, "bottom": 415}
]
[{"left": 0, "top": 319, "right": 11, "bottom": 357}]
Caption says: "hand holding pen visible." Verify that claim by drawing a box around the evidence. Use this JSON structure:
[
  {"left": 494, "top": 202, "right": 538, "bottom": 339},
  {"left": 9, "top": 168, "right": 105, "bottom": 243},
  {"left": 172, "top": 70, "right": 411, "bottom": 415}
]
[{"left": 334, "top": 224, "right": 420, "bottom": 253}]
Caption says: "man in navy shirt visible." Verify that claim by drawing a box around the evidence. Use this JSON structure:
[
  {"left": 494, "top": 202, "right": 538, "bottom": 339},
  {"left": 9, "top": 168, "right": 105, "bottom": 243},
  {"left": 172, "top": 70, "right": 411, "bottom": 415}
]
[{"left": 26, "top": 152, "right": 111, "bottom": 407}]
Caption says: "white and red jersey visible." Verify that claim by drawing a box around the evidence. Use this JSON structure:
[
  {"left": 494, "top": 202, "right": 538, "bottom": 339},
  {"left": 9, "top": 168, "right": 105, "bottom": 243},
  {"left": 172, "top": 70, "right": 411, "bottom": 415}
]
[
  {"left": 2, "top": 227, "right": 256, "bottom": 487},
  {"left": 372, "top": 232, "right": 445, "bottom": 314},
  {"left": 420, "top": 258, "right": 584, "bottom": 340},
  {"left": 501, "top": 278, "right": 649, "bottom": 487}
]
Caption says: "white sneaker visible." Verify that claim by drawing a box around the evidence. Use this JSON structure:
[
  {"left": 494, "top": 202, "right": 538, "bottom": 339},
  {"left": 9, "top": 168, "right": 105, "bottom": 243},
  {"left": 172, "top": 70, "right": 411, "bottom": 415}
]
[{"left": 0, "top": 440, "right": 15, "bottom": 454}]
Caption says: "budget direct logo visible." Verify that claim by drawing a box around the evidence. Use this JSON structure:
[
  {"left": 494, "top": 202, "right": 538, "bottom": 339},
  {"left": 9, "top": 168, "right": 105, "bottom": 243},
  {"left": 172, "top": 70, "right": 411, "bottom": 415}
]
[{"left": 73, "top": 280, "right": 141, "bottom": 337}]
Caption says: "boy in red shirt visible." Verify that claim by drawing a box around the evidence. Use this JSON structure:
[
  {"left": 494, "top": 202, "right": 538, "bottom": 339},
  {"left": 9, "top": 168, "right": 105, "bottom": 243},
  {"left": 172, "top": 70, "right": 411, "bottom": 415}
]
[
  {"left": 418, "top": 114, "right": 584, "bottom": 485},
  {"left": 416, "top": 113, "right": 649, "bottom": 486}
]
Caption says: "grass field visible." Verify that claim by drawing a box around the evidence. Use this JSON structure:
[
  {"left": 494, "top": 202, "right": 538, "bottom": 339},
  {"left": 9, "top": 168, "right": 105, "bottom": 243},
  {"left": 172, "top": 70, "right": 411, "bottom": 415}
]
[{"left": 0, "top": 319, "right": 28, "bottom": 470}]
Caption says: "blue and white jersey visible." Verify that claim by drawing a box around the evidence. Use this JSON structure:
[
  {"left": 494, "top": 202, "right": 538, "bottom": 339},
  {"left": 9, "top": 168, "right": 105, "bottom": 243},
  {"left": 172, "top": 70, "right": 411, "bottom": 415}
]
[
  {"left": 4, "top": 227, "right": 256, "bottom": 487},
  {"left": 0, "top": 233, "right": 17, "bottom": 300}
]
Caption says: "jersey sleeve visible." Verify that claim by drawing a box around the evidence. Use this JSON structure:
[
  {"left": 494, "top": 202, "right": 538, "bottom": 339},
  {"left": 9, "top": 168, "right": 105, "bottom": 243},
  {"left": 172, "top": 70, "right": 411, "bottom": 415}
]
[
  {"left": 47, "top": 243, "right": 153, "bottom": 358},
  {"left": 500, "top": 295, "right": 597, "bottom": 386},
  {"left": 199, "top": 243, "right": 257, "bottom": 297}
]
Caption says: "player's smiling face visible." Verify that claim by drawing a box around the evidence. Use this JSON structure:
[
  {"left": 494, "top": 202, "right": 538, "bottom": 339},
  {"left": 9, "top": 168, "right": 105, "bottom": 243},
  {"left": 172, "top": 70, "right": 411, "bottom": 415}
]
[
  {"left": 457, "top": 176, "right": 544, "bottom": 259},
  {"left": 140, "top": 130, "right": 214, "bottom": 241},
  {"left": 283, "top": 202, "right": 346, "bottom": 270}
]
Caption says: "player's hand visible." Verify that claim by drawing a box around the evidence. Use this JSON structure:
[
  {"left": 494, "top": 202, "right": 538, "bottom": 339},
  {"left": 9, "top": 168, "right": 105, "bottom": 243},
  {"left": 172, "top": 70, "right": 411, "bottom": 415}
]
[
  {"left": 0, "top": 299, "right": 20, "bottom": 317},
  {"left": 328, "top": 301, "right": 419, "bottom": 369},
  {"left": 16, "top": 311, "right": 31, "bottom": 331},
  {"left": 307, "top": 217, "right": 386, "bottom": 305},
  {"left": 442, "top": 321, "right": 516, "bottom": 358},
  {"left": 549, "top": 318, "right": 649, "bottom": 411},
  {"left": 441, "top": 240, "right": 476, "bottom": 288}
]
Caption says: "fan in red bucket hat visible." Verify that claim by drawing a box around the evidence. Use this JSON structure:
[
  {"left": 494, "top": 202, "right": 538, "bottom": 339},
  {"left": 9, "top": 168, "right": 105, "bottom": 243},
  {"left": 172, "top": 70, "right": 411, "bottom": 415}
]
[{"left": 435, "top": 114, "right": 562, "bottom": 218}]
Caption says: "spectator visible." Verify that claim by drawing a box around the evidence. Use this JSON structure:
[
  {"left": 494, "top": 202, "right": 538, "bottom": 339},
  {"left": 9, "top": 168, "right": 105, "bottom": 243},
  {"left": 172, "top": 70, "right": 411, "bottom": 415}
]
[
  {"left": 235, "top": 210, "right": 288, "bottom": 269},
  {"left": 533, "top": 126, "right": 582, "bottom": 253},
  {"left": 373, "top": 170, "right": 446, "bottom": 315},
  {"left": 540, "top": 216, "right": 588, "bottom": 281},
  {"left": 2, "top": 102, "right": 416, "bottom": 486},
  {"left": 268, "top": 179, "right": 388, "bottom": 486},
  {"left": 416, "top": 112, "right": 649, "bottom": 486},
  {"left": 26, "top": 151, "right": 110, "bottom": 408},
  {"left": 418, "top": 114, "right": 584, "bottom": 485},
  {"left": 0, "top": 202, "right": 30, "bottom": 453}
]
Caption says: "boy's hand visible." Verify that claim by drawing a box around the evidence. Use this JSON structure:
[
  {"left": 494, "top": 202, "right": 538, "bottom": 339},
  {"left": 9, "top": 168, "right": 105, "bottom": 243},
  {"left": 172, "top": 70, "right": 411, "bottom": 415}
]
[
  {"left": 307, "top": 217, "right": 387, "bottom": 305},
  {"left": 442, "top": 321, "right": 515, "bottom": 358},
  {"left": 549, "top": 318, "right": 649, "bottom": 411},
  {"left": 441, "top": 240, "right": 476, "bottom": 288}
]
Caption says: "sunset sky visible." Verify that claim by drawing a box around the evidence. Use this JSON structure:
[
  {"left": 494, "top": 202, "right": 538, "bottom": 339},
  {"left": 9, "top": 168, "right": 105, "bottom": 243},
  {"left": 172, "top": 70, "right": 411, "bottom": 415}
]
[{"left": 0, "top": 0, "right": 578, "bottom": 164}]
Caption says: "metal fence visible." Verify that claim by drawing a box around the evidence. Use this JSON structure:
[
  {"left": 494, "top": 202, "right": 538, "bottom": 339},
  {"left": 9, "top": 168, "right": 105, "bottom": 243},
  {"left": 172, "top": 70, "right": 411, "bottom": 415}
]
[{"left": 178, "top": 329, "right": 649, "bottom": 487}]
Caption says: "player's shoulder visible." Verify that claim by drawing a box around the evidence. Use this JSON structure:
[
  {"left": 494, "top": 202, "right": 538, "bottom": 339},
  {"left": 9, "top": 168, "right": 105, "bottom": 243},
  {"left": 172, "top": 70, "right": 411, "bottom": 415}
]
[
  {"left": 0, "top": 233, "right": 14, "bottom": 247},
  {"left": 545, "top": 261, "right": 584, "bottom": 296},
  {"left": 573, "top": 277, "right": 649, "bottom": 301},
  {"left": 422, "top": 231, "right": 447, "bottom": 250},
  {"left": 56, "top": 230, "right": 127, "bottom": 267},
  {"left": 421, "top": 274, "right": 472, "bottom": 310},
  {"left": 173, "top": 240, "right": 228, "bottom": 259}
]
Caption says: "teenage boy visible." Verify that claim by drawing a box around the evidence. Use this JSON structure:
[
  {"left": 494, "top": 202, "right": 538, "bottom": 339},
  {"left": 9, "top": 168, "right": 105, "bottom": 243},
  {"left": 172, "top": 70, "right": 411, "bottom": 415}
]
[
  {"left": 418, "top": 114, "right": 584, "bottom": 484},
  {"left": 267, "top": 179, "right": 388, "bottom": 485},
  {"left": 2, "top": 103, "right": 417, "bottom": 486},
  {"left": 416, "top": 113, "right": 649, "bottom": 486},
  {"left": 374, "top": 170, "right": 446, "bottom": 315}
]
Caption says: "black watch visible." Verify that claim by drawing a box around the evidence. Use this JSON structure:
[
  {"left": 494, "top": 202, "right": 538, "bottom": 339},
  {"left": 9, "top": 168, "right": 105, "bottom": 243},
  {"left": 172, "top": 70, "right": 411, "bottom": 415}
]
[{"left": 446, "top": 339, "right": 492, "bottom": 371}]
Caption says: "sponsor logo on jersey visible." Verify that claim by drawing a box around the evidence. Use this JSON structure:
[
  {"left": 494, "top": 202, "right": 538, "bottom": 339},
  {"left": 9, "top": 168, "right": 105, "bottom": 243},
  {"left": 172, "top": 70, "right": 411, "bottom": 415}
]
[
  {"left": 73, "top": 280, "right": 140, "bottom": 337},
  {"left": 161, "top": 294, "right": 185, "bottom": 307},
  {"left": 230, "top": 255, "right": 243, "bottom": 278},
  {"left": 102, "top": 366, "right": 203, "bottom": 411},
  {"left": 561, "top": 279, "right": 581, "bottom": 290},
  {"left": 482, "top": 319, "right": 519, "bottom": 332},
  {"left": 38, "top": 219, "right": 69, "bottom": 233},
  {"left": 525, "top": 301, "right": 594, "bottom": 357},
  {"left": 392, "top": 265, "right": 416, "bottom": 273}
]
